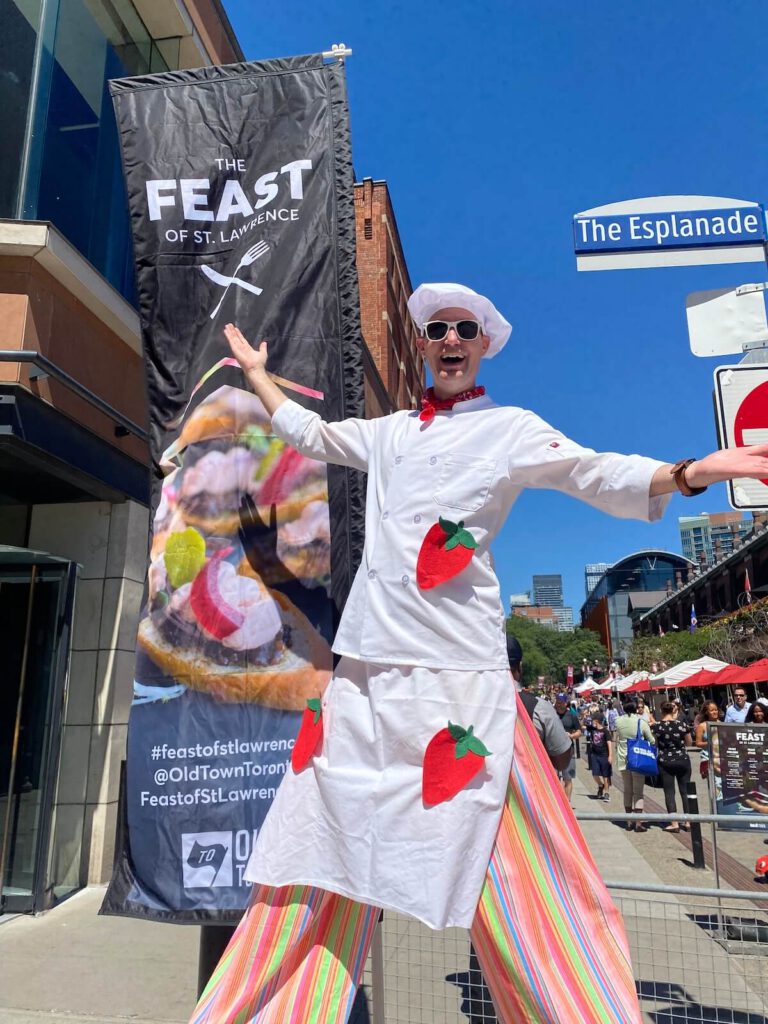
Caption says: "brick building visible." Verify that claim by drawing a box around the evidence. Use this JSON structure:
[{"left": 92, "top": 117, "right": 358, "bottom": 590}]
[
  {"left": 513, "top": 606, "right": 559, "bottom": 629},
  {"left": 354, "top": 177, "right": 425, "bottom": 415}
]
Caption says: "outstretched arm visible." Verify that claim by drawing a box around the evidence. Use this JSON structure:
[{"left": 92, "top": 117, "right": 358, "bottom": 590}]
[
  {"left": 650, "top": 447, "right": 768, "bottom": 496},
  {"left": 223, "top": 323, "right": 376, "bottom": 472}
]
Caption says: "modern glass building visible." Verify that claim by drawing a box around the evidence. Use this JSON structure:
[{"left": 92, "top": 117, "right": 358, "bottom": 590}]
[
  {"left": 0, "top": 0, "right": 242, "bottom": 915},
  {"left": 584, "top": 561, "right": 611, "bottom": 597},
  {"left": 532, "top": 573, "right": 563, "bottom": 608},
  {"left": 580, "top": 550, "right": 696, "bottom": 662}
]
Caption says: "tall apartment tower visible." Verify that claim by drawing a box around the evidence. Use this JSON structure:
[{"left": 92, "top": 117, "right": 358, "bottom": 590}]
[
  {"left": 532, "top": 574, "right": 564, "bottom": 608},
  {"left": 678, "top": 512, "right": 752, "bottom": 567}
]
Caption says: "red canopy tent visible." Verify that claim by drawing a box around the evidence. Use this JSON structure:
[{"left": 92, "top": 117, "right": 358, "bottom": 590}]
[
  {"left": 666, "top": 669, "right": 723, "bottom": 690},
  {"left": 623, "top": 678, "right": 652, "bottom": 693},
  {"left": 725, "top": 658, "right": 768, "bottom": 684}
]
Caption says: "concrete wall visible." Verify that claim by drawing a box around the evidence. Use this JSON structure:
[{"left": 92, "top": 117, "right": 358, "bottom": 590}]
[{"left": 28, "top": 499, "right": 148, "bottom": 885}]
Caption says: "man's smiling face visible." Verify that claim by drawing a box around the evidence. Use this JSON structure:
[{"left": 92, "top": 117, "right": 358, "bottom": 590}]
[{"left": 416, "top": 306, "right": 490, "bottom": 399}]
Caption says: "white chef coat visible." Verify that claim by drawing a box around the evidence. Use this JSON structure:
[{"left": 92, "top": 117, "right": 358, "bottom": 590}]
[
  {"left": 270, "top": 394, "right": 670, "bottom": 670},
  {"left": 246, "top": 394, "right": 672, "bottom": 929}
]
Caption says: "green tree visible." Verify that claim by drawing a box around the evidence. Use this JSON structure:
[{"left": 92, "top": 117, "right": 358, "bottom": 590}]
[
  {"left": 506, "top": 617, "right": 609, "bottom": 690},
  {"left": 625, "top": 628, "right": 712, "bottom": 672}
]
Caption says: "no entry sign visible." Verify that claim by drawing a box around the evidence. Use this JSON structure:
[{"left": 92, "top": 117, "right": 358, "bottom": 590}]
[{"left": 714, "top": 364, "right": 768, "bottom": 510}]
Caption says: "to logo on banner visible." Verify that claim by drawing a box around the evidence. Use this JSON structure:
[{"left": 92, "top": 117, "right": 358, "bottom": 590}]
[{"left": 181, "top": 831, "right": 233, "bottom": 888}]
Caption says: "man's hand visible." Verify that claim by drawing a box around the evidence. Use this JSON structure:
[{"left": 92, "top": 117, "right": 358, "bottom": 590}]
[
  {"left": 686, "top": 445, "right": 768, "bottom": 488},
  {"left": 223, "top": 324, "right": 287, "bottom": 418},
  {"left": 651, "top": 445, "right": 768, "bottom": 496},
  {"left": 224, "top": 323, "right": 268, "bottom": 378}
]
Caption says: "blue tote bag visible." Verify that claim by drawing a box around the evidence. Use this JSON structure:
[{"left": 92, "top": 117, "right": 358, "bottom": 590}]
[{"left": 626, "top": 719, "right": 658, "bottom": 776}]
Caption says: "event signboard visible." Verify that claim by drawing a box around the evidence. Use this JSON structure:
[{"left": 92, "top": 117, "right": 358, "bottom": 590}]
[
  {"left": 710, "top": 723, "right": 768, "bottom": 832},
  {"left": 101, "top": 55, "right": 365, "bottom": 922}
]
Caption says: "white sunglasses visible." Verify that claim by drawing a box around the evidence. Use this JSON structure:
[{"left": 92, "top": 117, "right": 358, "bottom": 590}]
[{"left": 423, "top": 319, "right": 484, "bottom": 342}]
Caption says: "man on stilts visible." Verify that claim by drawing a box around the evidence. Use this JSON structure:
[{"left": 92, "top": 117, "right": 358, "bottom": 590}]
[{"left": 190, "top": 283, "right": 768, "bottom": 1024}]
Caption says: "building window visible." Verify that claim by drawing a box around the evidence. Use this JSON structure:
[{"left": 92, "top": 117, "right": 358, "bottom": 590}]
[
  {"left": 364, "top": 217, "right": 372, "bottom": 239},
  {"left": 0, "top": 0, "right": 43, "bottom": 218},
  {"left": 11, "top": 0, "right": 173, "bottom": 303}
]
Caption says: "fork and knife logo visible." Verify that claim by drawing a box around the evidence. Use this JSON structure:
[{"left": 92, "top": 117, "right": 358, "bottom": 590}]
[{"left": 201, "top": 240, "right": 269, "bottom": 319}]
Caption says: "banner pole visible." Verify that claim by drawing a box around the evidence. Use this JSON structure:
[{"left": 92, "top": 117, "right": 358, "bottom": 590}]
[
  {"left": 322, "top": 43, "right": 353, "bottom": 59},
  {"left": 198, "top": 925, "right": 236, "bottom": 998}
]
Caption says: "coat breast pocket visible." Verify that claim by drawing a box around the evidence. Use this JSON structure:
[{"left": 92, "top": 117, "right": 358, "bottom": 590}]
[{"left": 433, "top": 454, "right": 497, "bottom": 513}]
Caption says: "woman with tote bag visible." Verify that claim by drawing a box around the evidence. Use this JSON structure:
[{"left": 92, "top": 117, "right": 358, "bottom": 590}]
[{"left": 614, "top": 698, "right": 656, "bottom": 831}]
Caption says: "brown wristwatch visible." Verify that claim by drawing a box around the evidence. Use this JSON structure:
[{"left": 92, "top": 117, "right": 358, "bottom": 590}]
[{"left": 670, "top": 459, "right": 707, "bottom": 497}]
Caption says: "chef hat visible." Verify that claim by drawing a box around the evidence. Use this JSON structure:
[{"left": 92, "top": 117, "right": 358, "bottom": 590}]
[{"left": 407, "top": 283, "right": 512, "bottom": 359}]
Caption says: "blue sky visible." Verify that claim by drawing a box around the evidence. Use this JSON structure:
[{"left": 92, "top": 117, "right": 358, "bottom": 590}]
[{"left": 227, "top": 1, "right": 768, "bottom": 615}]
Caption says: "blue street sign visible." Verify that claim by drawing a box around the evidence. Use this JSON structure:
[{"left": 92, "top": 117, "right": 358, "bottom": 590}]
[
  {"left": 573, "top": 196, "right": 768, "bottom": 271},
  {"left": 574, "top": 207, "right": 765, "bottom": 253}
]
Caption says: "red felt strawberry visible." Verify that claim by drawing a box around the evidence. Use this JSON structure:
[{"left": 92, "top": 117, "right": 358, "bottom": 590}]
[
  {"left": 416, "top": 517, "right": 478, "bottom": 590},
  {"left": 291, "top": 697, "right": 323, "bottom": 772},
  {"left": 422, "top": 721, "right": 491, "bottom": 806}
]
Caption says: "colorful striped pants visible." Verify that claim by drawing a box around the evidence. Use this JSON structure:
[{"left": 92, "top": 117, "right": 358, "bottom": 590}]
[{"left": 191, "top": 697, "right": 641, "bottom": 1024}]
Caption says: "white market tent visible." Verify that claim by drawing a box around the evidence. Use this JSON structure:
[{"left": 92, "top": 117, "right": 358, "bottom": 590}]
[
  {"left": 614, "top": 672, "right": 648, "bottom": 691},
  {"left": 574, "top": 680, "right": 598, "bottom": 694},
  {"left": 649, "top": 656, "right": 729, "bottom": 689}
]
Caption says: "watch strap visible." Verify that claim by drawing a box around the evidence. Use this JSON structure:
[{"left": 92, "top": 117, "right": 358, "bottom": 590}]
[{"left": 670, "top": 459, "right": 707, "bottom": 497}]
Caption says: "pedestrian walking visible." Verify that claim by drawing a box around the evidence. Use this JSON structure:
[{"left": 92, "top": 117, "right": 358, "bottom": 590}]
[
  {"left": 695, "top": 700, "right": 721, "bottom": 781},
  {"left": 586, "top": 713, "right": 613, "bottom": 801},
  {"left": 745, "top": 699, "right": 768, "bottom": 724},
  {"left": 652, "top": 701, "right": 692, "bottom": 832},
  {"left": 554, "top": 693, "right": 582, "bottom": 804},
  {"left": 614, "top": 699, "right": 655, "bottom": 832},
  {"left": 724, "top": 687, "right": 752, "bottom": 723},
  {"left": 636, "top": 696, "right": 655, "bottom": 726},
  {"left": 190, "top": 282, "right": 768, "bottom": 1024}
]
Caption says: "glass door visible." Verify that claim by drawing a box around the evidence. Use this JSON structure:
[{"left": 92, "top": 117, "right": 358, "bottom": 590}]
[{"left": 0, "top": 557, "right": 77, "bottom": 913}]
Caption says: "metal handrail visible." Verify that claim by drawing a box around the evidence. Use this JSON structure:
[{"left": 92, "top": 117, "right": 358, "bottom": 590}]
[
  {"left": 605, "top": 879, "right": 768, "bottom": 900},
  {"left": 0, "top": 349, "right": 148, "bottom": 442},
  {"left": 576, "top": 811, "right": 768, "bottom": 824}
]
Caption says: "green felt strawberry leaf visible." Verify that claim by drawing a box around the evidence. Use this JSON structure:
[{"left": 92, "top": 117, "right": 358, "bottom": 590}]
[
  {"left": 447, "top": 721, "right": 468, "bottom": 742},
  {"left": 445, "top": 527, "right": 478, "bottom": 551},
  {"left": 439, "top": 517, "right": 459, "bottom": 537},
  {"left": 453, "top": 724, "right": 491, "bottom": 759},
  {"left": 464, "top": 736, "right": 492, "bottom": 758},
  {"left": 307, "top": 697, "right": 322, "bottom": 724}
]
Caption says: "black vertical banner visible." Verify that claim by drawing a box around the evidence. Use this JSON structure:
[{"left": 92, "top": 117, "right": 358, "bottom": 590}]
[{"left": 102, "top": 55, "right": 365, "bottom": 921}]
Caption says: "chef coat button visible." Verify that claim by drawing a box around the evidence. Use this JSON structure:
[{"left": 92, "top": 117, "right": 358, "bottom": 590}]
[
  {"left": 382, "top": 511, "right": 389, "bottom": 520},
  {"left": 413, "top": 514, "right": 422, "bottom": 524},
  {"left": 428, "top": 456, "right": 438, "bottom": 465},
  {"left": 368, "top": 569, "right": 377, "bottom": 580},
  {"left": 401, "top": 574, "right": 410, "bottom": 585},
  {"left": 395, "top": 455, "right": 403, "bottom": 464}
]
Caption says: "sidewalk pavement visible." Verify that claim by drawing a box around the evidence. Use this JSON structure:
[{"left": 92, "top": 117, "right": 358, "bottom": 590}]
[
  {"left": 1, "top": 769, "right": 766, "bottom": 1023},
  {"left": 0, "top": 887, "right": 199, "bottom": 1023}
]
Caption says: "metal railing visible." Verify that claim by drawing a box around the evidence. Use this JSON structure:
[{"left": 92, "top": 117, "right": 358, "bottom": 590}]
[
  {"left": 0, "top": 350, "right": 148, "bottom": 442},
  {"left": 357, "top": 809, "right": 768, "bottom": 1024}
]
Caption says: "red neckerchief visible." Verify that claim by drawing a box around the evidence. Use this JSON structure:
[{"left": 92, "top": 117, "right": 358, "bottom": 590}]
[{"left": 419, "top": 385, "right": 485, "bottom": 424}]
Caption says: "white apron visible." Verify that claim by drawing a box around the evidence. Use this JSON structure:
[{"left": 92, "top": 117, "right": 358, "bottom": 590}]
[{"left": 245, "top": 656, "right": 516, "bottom": 929}]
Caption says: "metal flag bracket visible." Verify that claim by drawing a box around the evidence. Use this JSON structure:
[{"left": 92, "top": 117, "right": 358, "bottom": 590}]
[{"left": 323, "top": 43, "right": 353, "bottom": 61}]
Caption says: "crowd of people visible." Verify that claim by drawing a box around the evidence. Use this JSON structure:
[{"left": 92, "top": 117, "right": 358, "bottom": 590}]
[{"left": 526, "top": 676, "right": 768, "bottom": 832}]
